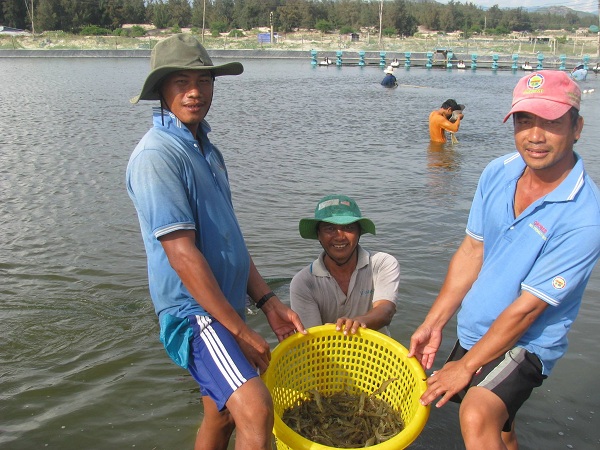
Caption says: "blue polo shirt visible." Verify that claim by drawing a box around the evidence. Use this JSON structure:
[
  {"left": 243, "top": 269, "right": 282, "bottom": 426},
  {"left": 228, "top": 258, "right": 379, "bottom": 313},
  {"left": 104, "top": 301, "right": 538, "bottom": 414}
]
[
  {"left": 381, "top": 74, "right": 397, "bottom": 87},
  {"left": 126, "top": 108, "right": 250, "bottom": 322},
  {"left": 458, "top": 152, "right": 600, "bottom": 375}
]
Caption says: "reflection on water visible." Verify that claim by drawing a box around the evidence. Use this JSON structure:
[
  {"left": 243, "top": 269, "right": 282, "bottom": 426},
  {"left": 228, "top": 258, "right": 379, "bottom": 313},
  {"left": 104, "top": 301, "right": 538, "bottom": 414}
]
[
  {"left": 0, "top": 58, "right": 599, "bottom": 450},
  {"left": 427, "top": 141, "right": 459, "bottom": 171}
]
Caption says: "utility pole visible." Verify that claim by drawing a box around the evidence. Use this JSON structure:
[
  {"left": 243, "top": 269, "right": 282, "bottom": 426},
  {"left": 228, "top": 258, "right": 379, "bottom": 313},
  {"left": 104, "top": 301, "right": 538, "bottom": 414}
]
[
  {"left": 24, "top": 0, "right": 35, "bottom": 35},
  {"left": 202, "top": 0, "right": 206, "bottom": 44},
  {"left": 378, "top": 0, "right": 383, "bottom": 47}
]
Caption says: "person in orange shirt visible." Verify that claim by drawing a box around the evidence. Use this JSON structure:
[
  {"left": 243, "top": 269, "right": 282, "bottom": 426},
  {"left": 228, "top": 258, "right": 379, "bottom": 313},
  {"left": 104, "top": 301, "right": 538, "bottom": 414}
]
[{"left": 429, "top": 99, "right": 465, "bottom": 143}]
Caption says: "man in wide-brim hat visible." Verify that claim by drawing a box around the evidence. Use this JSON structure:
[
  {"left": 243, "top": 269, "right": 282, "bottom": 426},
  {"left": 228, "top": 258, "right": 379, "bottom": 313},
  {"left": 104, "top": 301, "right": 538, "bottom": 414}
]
[
  {"left": 381, "top": 65, "right": 397, "bottom": 88},
  {"left": 290, "top": 194, "right": 399, "bottom": 336},
  {"left": 126, "top": 34, "right": 306, "bottom": 449}
]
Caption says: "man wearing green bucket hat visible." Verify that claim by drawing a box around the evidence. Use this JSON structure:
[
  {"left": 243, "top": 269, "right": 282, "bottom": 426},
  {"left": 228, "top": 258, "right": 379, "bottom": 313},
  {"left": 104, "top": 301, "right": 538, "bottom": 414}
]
[
  {"left": 290, "top": 195, "right": 399, "bottom": 336},
  {"left": 126, "top": 34, "right": 306, "bottom": 450}
]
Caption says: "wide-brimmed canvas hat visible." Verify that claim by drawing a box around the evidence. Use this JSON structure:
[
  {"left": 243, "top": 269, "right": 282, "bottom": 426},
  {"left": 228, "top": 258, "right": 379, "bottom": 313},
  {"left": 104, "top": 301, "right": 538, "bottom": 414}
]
[
  {"left": 299, "top": 195, "right": 376, "bottom": 240},
  {"left": 130, "top": 34, "right": 244, "bottom": 104},
  {"left": 384, "top": 66, "right": 395, "bottom": 74}
]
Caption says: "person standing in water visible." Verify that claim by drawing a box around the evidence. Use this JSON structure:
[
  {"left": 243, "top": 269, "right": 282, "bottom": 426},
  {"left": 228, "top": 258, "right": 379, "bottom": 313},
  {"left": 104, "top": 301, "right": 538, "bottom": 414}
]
[
  {"left": 290, "top": 195, "right": 398, "bottom": 336},
  {"left": 429, "top": 98, "right": 464, "bottom": 143},
  {"left": 381, "top": 66, "right": 398, "bottom": 88},
  {"left": 410, "top": 70, "right": 600, "bottom": 450},
  {"left": 126, "top": 34, "right": 306, "bottom": 449}
]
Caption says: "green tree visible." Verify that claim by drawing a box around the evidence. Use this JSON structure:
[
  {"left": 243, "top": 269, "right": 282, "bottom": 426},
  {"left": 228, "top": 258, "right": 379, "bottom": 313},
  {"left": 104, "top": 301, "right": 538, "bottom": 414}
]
[
  {"left": 564, "top": 11, "right": 579, "bottom": 27},
  {"left": 307, "top": 0, "right": 329, "bottom": 28},
  {"left": 276, "top": 0, "right": 309, "bottom": 32},
  {"left": 148, "top": 0, "right": 169, "bottom": 29},
  {"left": 2, "top": 0, "right": 28, "bottom": 29},
  {"left": 60, "top": 0, "right": 100, "bottom": 32},
  {"left": 486, "top": 4, "right": 503, "bottom": 31},
  {"left": 102, "top": 0, "right": 126, "bottom": 29},
  {"left": 191, "top": 0, "right": 205, "bottom": 28},
  {"left": 35, "top": 0, "right": 63, "bottom": 31},
  {"left": 167, "top": 0, "right": 192, "bottom": 27},
  {"left": 500, "top": 7, "right": 531, "bottom": 32},
  {"left": 470, "top": 24, "right": 482, "bottom": 34},
  {"left": 103, "top": 0, "right": 146, "bottom": 27},
  {"left": 331, "top": 0, "right": 362, "bottom": 30},
  {"left": 210, "top": 20, "right": 228, "bottom": 35},
  {"left": 418, "top": 3, "right": 441, "bottom": 31},
  {"left": 123, "top": 0, "right": 145, "bottom": 23},
  {"left": 3, "top": 0, "right": 596, "bottom": 39},
  {"left": 211, "top": 0, "right": 235, "bottom": 28},
  {"left": 389, "top": 0, "right": 417, "bottom": 37},
  {"left": 80, "top": 25, "right": 111, "bottom": 35},
  {"left": 315, "top": 19, "right": 333, "bottom": 33},
  {"left": 438, "top": 8, "right": 455, "bottom": 32},
  {"left": 233, "top": 0, "right": 277, "bottom": 30},
  {"left": 382, "top": 27, "right": 396, "bottom": 37}
]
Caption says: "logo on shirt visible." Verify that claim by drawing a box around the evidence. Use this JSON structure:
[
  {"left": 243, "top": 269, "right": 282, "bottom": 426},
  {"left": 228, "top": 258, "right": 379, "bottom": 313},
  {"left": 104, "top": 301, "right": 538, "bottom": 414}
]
[
  {"left": 552, "top": 276, "right": 566, "bottom": 290},
  {"left": 529, "top": 220, "right": 548, "bottom": 241}
]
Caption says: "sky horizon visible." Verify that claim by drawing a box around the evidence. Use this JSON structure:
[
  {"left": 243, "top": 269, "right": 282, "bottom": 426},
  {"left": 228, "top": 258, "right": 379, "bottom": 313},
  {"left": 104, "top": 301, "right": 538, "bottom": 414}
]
[{"left": 434, "top": 0, "right": 599, "bottom": 14}]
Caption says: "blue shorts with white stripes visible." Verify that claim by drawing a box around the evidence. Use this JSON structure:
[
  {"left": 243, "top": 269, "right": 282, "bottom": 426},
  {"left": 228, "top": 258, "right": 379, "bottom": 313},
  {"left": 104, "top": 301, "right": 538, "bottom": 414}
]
[{"left": 187, "top": 315, "right": 259, "bottom": 411}]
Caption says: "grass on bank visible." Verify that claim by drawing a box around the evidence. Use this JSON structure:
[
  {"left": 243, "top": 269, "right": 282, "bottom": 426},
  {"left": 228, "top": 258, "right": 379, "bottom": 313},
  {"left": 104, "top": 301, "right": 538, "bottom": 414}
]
[{"left": 1, "top": 29, "right": 599, "bottom": 59}]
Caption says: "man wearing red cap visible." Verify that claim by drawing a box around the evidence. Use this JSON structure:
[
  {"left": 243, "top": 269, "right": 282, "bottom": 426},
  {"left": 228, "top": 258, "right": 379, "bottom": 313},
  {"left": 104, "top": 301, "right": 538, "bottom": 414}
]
[{"left": 409, "top": 70, "right": 600, "bottom": 449}]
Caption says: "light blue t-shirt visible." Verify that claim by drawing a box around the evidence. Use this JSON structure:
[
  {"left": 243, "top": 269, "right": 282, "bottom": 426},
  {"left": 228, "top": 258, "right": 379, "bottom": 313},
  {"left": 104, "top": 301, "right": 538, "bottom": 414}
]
[
  {"left": 458, "top": 152, "right": 600, "bottom": 375},
  {"left": 126, "top": 108, "right": 250, "bottom": 322}
]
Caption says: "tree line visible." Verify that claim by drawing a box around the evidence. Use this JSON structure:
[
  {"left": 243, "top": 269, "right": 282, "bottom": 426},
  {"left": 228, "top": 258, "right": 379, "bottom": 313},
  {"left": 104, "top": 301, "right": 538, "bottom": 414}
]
[{"left": 1, "top": 0, "right": 598, "bottom": 37}]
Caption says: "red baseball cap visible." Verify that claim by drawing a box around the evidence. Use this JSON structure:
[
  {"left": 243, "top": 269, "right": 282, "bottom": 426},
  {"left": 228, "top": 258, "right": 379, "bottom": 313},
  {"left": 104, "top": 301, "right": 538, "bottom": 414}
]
[{"left": 503, "top": 70, "right": 581, "bottom": 123}]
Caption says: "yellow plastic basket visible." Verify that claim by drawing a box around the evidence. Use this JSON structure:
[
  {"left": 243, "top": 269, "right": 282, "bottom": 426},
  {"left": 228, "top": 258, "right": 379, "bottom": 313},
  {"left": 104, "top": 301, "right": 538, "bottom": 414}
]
[{"left": 262, "top": 325, "right": 430, "bottom": 450}]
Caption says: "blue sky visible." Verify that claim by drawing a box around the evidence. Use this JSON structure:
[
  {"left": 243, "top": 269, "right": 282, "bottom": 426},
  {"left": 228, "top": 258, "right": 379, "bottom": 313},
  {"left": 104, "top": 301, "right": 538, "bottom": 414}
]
[{"left": 435, "top": 0, "right": 599, "bottom": 14}]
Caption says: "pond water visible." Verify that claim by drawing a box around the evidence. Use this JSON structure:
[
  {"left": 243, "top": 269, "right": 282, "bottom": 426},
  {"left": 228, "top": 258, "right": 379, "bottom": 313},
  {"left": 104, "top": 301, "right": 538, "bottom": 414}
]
[{"left": 1, "top": 56, "right": 599, "bottom": 449}]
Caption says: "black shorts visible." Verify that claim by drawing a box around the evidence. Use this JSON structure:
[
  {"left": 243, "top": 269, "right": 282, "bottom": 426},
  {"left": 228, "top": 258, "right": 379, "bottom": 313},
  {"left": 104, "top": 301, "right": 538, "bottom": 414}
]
[{"left": 446, "top": 341, "right": 546, "bottom": 432}]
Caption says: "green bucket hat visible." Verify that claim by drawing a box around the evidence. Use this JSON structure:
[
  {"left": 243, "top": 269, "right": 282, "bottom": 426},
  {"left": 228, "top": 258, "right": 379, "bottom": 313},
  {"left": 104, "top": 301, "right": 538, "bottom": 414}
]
[
  {"left": 299, "top": 195, "right": 376, "bottom": 240},
  {"left": 130, "top": 33, "right": 243, "bottom": 104}
]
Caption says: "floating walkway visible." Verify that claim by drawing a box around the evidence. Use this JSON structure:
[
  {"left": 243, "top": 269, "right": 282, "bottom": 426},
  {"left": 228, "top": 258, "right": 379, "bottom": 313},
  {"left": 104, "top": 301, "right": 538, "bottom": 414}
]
[
  {"left": 0, "top": 48, "right": 593, "bottom": 72},
  {"left": 310, "top": 49, "right": 596, "bottom": 72}
]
